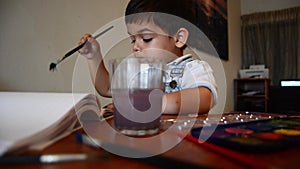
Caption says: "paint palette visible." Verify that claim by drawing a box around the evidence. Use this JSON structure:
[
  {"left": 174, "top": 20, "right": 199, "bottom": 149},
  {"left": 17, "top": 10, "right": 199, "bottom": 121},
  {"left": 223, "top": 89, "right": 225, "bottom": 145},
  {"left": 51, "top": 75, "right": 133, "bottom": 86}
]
[{"left": 191, "top": 117, "right": 300, "bottom": 152}]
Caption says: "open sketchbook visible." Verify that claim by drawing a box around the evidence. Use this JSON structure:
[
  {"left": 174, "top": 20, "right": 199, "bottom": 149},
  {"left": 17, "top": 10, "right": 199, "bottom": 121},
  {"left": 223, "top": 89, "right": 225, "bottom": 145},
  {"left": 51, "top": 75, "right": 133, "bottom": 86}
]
[{"left": 0, "top": 92, "right": 101, "bottom": 156}]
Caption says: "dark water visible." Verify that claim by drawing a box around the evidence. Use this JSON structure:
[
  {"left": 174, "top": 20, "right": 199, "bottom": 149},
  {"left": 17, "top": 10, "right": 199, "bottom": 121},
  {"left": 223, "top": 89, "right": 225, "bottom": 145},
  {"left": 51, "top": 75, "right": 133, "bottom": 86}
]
[{"left": 113, "top": 89, "right": 162, "bottom": 130}]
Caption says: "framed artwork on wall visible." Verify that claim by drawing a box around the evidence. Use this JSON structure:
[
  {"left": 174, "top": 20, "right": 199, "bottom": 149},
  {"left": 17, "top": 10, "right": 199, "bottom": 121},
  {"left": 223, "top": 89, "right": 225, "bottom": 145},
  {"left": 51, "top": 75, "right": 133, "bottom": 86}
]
[{"left": 195, "top": 0, "right": 228, "bottom": 61}]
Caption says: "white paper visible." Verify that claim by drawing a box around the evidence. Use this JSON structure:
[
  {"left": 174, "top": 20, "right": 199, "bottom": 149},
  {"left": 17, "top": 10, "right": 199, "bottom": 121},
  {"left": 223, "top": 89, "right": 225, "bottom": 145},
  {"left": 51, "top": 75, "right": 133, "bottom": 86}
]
[{"left": 0, "top": 92, "right": 91, "bottom": 155}]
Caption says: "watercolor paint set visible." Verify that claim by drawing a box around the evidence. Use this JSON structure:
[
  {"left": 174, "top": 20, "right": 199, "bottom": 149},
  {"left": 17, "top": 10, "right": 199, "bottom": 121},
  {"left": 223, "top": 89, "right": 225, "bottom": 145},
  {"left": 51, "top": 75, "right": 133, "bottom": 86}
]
[{"left": 191, "top": 116, "right": 300, "bottom": 152}]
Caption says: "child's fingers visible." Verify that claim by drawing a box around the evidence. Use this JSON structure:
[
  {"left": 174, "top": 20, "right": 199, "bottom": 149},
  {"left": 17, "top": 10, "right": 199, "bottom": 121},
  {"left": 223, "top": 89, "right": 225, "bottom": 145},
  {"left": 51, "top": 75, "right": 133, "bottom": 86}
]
[
  {"left": 80, "top": 34, "right": 92, "bottom": 44},
  {"left": 103, "top": 103, "right": 114, "bottom": 112},
  {"left": 78, "top": 34, "right": 92, "bottom": 54}
]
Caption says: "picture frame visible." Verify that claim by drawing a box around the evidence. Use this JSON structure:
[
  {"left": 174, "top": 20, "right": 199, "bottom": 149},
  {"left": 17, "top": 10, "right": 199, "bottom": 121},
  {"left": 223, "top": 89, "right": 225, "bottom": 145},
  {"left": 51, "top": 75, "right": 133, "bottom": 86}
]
[{"left": 195, "top": 0, "right": 228, "bottom": 61}]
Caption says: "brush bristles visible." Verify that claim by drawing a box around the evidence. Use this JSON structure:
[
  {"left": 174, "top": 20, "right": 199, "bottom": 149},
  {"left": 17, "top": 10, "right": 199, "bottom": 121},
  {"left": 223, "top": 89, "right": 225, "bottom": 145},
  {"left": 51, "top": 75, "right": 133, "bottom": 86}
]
[{"left": 49, "top": 63, "right": 57, "bottom": 71}]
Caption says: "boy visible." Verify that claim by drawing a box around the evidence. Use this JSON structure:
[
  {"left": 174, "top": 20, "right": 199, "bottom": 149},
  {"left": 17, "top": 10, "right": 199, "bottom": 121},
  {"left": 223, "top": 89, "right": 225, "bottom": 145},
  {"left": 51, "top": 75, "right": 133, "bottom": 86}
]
[{"left": 79, "top": 0, "right": 218, "bottom": 114}]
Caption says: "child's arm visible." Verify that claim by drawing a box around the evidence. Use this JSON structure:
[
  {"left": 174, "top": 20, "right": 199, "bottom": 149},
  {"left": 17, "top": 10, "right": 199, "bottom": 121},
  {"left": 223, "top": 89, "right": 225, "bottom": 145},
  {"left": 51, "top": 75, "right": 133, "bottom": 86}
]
[
  {"left": 162, "top": 87, "right": 213, "bottom": 114},
  {"left": 79, "top": 34, "right": 111, "bottom": 97}
]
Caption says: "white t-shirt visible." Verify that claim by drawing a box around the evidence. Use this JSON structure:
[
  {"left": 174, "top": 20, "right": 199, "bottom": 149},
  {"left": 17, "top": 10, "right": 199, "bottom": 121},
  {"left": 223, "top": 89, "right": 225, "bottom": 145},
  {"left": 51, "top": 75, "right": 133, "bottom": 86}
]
[{"left": 164, "top": 54, "right": 218, "bottom": 105}]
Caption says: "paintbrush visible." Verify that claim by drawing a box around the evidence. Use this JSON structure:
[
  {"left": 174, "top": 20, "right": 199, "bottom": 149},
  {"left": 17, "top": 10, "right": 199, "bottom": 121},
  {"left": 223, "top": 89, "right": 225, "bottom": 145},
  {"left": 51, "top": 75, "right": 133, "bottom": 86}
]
[
  {"left": 49, "top": 25, "right": 114, "bottom": 71},
  {"left": 0, "top": 153, "right": 109, "bottom": 164}
]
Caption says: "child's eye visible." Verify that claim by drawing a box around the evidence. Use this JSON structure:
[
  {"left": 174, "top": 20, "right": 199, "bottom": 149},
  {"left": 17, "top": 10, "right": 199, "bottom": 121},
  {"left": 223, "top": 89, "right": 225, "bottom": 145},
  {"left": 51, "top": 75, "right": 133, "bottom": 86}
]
[
  {"left": 129, "top": 35, "right": 135, "bottom": 43},
  {"left": 130, "top": 36, "right": 136, "bottom": 44},
  {"left": 131, "top": 39, "right": 136, "bottom": 44},
  {"left": 142, "top": 34, "right": 155, "bottom": 43},
  {"left": 143, "top": 38, "right": 153, "bottom": 43}
]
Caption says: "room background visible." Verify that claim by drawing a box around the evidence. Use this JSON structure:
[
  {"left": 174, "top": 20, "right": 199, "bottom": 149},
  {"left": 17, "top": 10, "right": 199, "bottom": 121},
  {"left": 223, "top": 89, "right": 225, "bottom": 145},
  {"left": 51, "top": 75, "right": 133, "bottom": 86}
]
[{"left": 1, "top": 0, "right": 299, "bottom": 112}]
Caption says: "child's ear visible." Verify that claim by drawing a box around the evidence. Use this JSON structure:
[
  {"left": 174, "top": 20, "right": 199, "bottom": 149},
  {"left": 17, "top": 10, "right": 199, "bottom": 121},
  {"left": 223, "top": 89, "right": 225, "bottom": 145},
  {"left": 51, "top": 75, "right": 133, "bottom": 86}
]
[{"left": 175, "top": 28, "right": 189, "bottom": 48}]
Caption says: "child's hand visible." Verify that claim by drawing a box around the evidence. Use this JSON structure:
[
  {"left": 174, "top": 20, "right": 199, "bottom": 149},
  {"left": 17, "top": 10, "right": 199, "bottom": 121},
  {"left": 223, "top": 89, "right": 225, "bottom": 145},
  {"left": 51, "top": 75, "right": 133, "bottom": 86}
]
[
  {"left": 100, "top": 103, "right": 114, "bottom": 119},
  {"left": 78, "top": 34, "right": 101, "bottom": 60}
]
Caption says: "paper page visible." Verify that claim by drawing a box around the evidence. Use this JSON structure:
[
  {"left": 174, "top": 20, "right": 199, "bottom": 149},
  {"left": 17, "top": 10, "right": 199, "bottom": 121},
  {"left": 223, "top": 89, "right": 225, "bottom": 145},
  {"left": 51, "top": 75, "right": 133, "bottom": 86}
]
[{"left": 0, "top": 92, "right": 91, "bottom": 155}]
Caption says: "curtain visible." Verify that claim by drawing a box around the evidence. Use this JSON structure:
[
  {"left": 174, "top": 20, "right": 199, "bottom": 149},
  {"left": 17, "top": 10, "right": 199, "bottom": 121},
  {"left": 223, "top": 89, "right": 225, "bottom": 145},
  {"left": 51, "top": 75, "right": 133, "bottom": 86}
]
[{"left": 241, "top": 7, "right": 300, "bottom": 85}]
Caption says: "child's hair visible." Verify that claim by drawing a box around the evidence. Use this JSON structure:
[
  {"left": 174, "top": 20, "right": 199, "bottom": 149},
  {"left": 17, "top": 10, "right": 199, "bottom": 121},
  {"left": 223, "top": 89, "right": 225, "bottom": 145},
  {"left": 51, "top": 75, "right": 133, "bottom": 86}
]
[
  {"left": 125, "top": 0, "right": 215, "bottom": 54},
  {"left": 125, "top": 0, "right": 196, "bottom": 40}
]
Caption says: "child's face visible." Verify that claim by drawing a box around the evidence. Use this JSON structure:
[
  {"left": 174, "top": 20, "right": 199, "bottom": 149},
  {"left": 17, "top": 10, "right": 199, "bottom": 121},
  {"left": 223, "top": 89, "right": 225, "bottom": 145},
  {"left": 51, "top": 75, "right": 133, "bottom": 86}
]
[{"left": 126, "top": 21, "right": 182, "bottom": 61}]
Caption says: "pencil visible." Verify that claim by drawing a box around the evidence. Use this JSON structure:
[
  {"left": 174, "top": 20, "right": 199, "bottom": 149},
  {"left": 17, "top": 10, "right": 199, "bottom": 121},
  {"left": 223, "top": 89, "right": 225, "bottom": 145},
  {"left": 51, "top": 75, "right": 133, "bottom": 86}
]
[{"left": 178, "top": 132, "right": 270, "bottom": 169}]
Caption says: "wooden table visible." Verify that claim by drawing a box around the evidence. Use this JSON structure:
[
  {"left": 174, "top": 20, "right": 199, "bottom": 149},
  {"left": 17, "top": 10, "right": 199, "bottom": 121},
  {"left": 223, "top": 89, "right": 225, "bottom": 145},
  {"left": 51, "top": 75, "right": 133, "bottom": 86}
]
[{"left": 1, "top": 113, "right": 300, "bottom": 169}]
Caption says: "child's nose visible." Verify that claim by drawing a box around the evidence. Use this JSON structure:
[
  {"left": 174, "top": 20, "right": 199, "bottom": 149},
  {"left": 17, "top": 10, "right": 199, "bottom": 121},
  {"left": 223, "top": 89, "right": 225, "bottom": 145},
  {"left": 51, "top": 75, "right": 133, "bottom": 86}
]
[{"left": 133, "top": 41, "right": 141, "bottom": 52}]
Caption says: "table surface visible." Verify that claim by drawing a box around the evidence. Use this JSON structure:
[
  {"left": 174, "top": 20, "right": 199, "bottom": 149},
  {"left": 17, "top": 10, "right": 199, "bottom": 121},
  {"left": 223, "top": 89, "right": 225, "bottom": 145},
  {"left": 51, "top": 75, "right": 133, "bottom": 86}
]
[{"left": 1, "top": 113, "right": 300, "bottom": 169}]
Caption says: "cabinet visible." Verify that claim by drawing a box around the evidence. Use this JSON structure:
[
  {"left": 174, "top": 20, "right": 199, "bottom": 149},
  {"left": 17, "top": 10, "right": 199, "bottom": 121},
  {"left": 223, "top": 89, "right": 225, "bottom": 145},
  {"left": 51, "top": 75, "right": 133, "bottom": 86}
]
[{"left": 234, "top": 78, "right": 270, "bottom": 112}]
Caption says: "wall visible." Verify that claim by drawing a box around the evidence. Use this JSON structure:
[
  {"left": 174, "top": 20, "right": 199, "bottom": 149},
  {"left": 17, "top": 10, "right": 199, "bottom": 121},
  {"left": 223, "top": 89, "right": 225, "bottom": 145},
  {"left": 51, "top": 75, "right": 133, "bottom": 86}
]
[
  {"left": 0, "top": 0, "right": 241, "bottom": 112},
  {"left": 0, "top": 0, "right": 130, "bottom": 106},
  {"left": 222, "top": 0, "right": 241, "bottom": 112},
  {"left": 0, "top": 0, "right": 129, "bottom": 93},
  {"left": 241, "top": 0, "right": 300, "bottom": 15}
]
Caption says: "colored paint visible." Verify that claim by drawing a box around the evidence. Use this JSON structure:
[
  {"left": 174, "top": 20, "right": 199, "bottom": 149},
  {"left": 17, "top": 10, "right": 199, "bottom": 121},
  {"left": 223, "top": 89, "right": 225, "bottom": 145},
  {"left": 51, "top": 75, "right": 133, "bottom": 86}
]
[
  {"left": 264, "top": 123, "right": 288, "bottom": 129},
  {"left": 229, "top": 137, "right": 263, "bottom": 145},
  {"left": 211, "top": 130, "right": 231, "bottom": 139},
  {"left": 246, "top": 125, "right": 273, "bottom": 132},
  {"left": 274, "top": 129, "right": 300, "bottom": 136},
  {"left": 293, "top": 127, "right": 300, "bottom": 131},
  {"left": 255, "top": 132, "right": 282, "bottom": 140},
  {"left": 270, "top": 119, "right": 300, "bottom": 126},
  {"left": 224, "top": 128, "right": 253, "bottom": 135}
]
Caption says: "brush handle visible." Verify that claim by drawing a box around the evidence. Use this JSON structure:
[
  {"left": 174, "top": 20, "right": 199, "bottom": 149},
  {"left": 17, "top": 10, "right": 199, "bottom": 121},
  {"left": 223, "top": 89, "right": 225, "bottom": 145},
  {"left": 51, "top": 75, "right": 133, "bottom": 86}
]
[
  {"left": 93, "top": 25, "right": 113, "bottom": 39},
  {"left": 64, "top": 41, "right": 86, "bottom": 58},
  {"left": 57, "top": 26, "right": 114, "bottom": 64}
]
